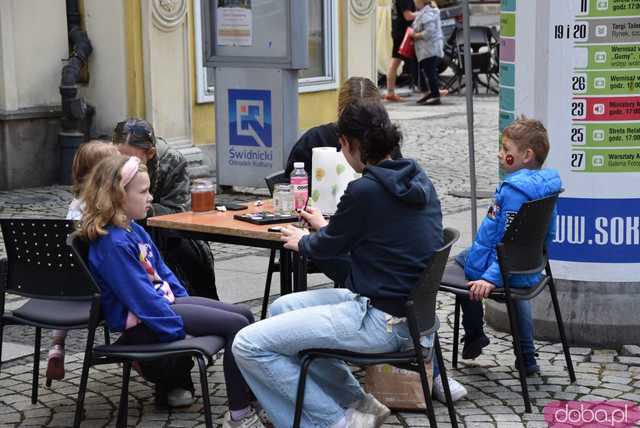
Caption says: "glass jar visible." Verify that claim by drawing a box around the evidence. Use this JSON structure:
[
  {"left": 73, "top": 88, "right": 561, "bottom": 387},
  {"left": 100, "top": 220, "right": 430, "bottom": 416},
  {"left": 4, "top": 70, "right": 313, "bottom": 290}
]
[
  {"left": 191, "top": 179, "right": 215, "bottom": 212},
  {"left": 273, "top": 183, "right": 293, "bottom": 215}
]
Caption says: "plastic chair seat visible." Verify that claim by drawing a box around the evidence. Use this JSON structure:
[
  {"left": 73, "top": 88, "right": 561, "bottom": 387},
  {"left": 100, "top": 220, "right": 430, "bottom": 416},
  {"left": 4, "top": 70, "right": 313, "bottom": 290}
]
[
  {"left": 94, "top": 335, "right": 224, "bottom": 363},
  {"left": 440, "top": 262, "right": 548, "bottom": 301},
  {"left": 10, "top": 299, "right": 93, "bottom": 327}
]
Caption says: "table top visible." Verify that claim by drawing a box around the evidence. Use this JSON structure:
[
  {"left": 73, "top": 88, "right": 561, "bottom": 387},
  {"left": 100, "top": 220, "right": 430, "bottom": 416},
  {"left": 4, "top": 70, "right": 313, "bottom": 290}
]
[{"left": 147, "top": 200, "right": 288, "bottom": 243}]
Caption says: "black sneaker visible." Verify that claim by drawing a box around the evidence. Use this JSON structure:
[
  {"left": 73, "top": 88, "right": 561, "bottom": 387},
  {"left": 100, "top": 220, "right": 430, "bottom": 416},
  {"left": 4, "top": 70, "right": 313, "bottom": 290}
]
[
  {"left": 461, "top": 334, "right": 490, "bottom": 359},
  {"left": 424, "top": 97, "right": 442, "bottom": 105},
  {"left": 515, "top": 353, "right": 540, "bottom": 376}
]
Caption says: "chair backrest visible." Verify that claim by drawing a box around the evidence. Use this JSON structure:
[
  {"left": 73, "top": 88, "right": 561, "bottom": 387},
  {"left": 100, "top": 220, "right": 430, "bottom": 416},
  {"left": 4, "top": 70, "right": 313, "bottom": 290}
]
[
  {"left": 408, "top": 227, "right": 460, "bottom": 336},
  {"left": 499, "top": 193, "right": 559, "bottom": 274},
  {"left": 0, "top": 219, "right": 99, "bottom": 299},
  {"left": 264, "top": 170, "right": 289, "bottom": 197}
]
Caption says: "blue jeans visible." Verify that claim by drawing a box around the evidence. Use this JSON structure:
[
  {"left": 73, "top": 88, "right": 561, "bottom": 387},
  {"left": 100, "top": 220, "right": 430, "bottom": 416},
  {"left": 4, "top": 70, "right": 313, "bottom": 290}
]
[{"left": 232, "top": 288, "right": 416, "bottom": 428}]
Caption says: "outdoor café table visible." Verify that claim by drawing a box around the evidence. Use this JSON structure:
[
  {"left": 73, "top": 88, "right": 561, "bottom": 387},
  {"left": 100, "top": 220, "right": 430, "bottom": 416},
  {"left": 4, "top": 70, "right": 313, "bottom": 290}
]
[{"left": 147, "top": 201, "right": 308, "bottom": 297}]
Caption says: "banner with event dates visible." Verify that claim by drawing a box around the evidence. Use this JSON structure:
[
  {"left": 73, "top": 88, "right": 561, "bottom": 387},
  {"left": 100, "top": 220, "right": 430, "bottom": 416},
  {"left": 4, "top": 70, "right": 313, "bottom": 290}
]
[{"left": 501, "top": 0, "right": 640, "bottom": 282}]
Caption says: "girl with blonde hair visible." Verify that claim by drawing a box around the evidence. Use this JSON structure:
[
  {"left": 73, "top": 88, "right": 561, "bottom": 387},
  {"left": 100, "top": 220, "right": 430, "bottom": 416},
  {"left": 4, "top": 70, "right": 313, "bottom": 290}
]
[
  {"left": 46, "top": 140, "right": 119, "bottom": 384},
  {"left": 79, "top": 155, "right": 265, "bottom": 426}
]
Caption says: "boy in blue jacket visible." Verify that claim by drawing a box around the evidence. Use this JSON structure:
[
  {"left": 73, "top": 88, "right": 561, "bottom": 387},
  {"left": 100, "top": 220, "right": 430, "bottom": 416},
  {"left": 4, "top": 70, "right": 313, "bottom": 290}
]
[{"left": 455, "top": 118, "right": 561, "bottom": 375}]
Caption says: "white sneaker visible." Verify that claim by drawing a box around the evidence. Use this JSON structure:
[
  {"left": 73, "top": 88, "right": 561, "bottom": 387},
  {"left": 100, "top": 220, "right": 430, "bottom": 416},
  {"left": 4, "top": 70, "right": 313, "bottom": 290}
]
[
  {"left": 354, "top": 393, "right": 390, "bottom": 427},
  {"left": 222, "top": 409, "right": 266, "bottom": 428},
  {"left": 432, "top": 375, "right": 467, "bottom": 403},
  {"left": 345, "top": 408, "right": 376, "bottom": 428},
  {"left": 167, "top": 387, "right": 195, "bottom": 408}
]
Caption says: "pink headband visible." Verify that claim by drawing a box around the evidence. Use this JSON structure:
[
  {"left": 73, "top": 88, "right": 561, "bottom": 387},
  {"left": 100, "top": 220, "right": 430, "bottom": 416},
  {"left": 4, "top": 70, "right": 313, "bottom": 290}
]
[{"left": 121, "top": 156, "right": 141, "bottom": 187}]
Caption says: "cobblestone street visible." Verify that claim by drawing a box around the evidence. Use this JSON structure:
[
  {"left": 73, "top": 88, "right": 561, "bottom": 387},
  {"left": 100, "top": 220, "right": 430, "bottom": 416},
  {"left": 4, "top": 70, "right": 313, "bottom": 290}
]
[{"left": 1, "top": 93, "right": 639, "bottom": 427}]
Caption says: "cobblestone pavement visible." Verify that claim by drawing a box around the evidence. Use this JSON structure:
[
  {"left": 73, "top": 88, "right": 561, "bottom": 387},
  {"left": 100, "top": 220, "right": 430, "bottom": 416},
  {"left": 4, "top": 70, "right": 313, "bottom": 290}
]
[{"left": 1, "top": 93, "right": 639, "bottom": 427}]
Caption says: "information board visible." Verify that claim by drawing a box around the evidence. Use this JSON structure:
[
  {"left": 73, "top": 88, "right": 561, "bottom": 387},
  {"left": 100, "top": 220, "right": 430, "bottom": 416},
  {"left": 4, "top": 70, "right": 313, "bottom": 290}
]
[{"left": 499, "top": 0, "right": 640, "bottom": 282}]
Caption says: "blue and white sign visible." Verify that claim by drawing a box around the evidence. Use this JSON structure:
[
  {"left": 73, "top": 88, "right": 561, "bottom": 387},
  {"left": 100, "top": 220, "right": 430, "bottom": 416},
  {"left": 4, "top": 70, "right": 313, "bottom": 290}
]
[{"left": 228, "top": 89, "right": 272, "bottom": 148}]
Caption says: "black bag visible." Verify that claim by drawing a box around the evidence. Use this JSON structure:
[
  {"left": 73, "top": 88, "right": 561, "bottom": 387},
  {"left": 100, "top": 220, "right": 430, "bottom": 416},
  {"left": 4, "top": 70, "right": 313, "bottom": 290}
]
[{"left": 161, "top": 236, "right": 219, "bottom": 300}]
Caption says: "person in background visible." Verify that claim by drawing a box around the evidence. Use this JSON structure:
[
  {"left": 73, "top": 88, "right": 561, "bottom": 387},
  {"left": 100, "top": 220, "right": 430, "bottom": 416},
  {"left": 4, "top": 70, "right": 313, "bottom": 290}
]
[
  {"left": 113, "top": 118, "right": 219, "bottom": 301},
  {"left": 412, "top": 0, "right": 445, "bottom": 105},
  {"left": 46, "top": 140, "right": 119, "bottom": 383},
  {"left": 285, "top": 77, "right": 402, "bottom": 186},
  {"left": 454, "top": 117, "right": 562, "bottom": 377},
  {"left": 385, "top": 0, "right": 416, "bottom": 102}
]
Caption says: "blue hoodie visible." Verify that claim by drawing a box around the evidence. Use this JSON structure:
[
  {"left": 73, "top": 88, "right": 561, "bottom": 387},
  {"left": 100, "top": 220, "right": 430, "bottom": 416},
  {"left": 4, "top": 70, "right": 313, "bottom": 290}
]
[
  {"left": 299, "top": 158, "right": 443, "bottom": 300},
  {"left": 456, "top": 168, "right": 562, "bottom": 287},
  {"left": 88, "top": 222, "right": 188, "bottom": 342}
]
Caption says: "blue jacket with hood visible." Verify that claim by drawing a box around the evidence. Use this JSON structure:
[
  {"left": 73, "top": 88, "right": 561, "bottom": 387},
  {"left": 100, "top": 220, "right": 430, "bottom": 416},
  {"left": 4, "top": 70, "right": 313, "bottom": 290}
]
[
  {"left": 299, "top": 158, "right": 443, "bottom": 300},
  {"left": 455, "top": 168, "right": 562, "bottom": 288},
  {"left": 88, "top": 222, "right": 189, "bottom": 342}
]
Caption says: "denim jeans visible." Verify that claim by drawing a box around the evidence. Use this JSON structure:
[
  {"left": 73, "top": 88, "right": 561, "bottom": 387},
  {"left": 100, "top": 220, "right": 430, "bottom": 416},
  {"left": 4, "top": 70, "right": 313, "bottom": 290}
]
[{"left": 232, "top": 288, "right": 416, "bottom": 428}]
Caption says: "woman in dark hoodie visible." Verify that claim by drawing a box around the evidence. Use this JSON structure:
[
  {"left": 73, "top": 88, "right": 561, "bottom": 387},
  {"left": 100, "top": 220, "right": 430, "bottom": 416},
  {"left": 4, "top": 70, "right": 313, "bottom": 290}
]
[{"left": 232, "top": 100, "right": 445, "bottom": 428}]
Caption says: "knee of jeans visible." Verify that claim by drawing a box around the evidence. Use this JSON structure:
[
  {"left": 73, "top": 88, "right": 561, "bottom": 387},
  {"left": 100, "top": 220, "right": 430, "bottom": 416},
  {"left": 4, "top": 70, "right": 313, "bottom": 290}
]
[{"left": 268, "top": 294, "right": 294, "bottom": 317}]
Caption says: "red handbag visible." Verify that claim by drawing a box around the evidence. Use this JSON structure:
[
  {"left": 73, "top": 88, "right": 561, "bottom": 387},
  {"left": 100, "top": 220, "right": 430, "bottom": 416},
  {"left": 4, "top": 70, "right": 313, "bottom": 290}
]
[{"left": 398, "top": 27, "right": 415, "bottom": 59}]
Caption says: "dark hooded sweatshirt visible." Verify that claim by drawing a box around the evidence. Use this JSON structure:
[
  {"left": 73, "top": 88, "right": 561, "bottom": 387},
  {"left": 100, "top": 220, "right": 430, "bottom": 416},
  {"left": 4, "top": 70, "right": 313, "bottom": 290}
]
[{"left": 298, "top": 158, "right": 443, "bottom": 307}]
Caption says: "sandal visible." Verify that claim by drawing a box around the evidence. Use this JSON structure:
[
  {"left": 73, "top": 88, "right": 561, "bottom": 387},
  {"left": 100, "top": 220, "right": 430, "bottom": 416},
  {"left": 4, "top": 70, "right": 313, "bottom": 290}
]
[{"left": 46, "top": 344, "right": 65, "bottom": 384}]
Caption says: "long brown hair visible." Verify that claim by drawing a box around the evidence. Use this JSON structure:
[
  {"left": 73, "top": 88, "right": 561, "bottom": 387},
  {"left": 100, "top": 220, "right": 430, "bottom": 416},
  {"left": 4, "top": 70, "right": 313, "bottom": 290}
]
[
  {"left": 337, "top": 77, "right": 381, "bottom": 116},
  {"left": 78, "top": 155, "right": 148, "bottom": 241},
  {"left": 71, "top": 140, "right": 119, "bottom": 197}
]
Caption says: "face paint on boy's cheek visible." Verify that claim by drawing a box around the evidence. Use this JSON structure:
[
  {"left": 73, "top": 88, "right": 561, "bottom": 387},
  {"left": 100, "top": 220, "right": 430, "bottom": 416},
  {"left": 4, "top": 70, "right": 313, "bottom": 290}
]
[{"left": 505, "top": 154, "right": 514, "bottom": 166}]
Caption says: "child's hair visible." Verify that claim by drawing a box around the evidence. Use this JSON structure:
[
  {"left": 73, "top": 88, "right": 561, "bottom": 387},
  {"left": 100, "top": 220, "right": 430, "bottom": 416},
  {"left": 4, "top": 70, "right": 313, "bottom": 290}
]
[
  {"left": 113, "top": 118, "right": 160, "bottom": 192},
  {"left": 337, "top": 77, "right": 380, "bottom": 115},
  {"left": 71, "top": 140, "right": 119, "bottom": 197},
  {"left": 502, "top": 117, "right": 550, "bottom": 166},
  {"left": 337, "top": 99, "right": 402, "bottom": 165},
  {"left": 79, "top": 154, "right": 148, "bottom": 241}
]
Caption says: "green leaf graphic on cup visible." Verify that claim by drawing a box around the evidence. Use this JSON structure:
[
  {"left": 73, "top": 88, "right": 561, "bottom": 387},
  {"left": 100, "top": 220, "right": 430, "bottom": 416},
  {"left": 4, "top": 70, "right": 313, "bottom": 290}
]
[
  {"left": 336, "top": 164, "right": 346, "bottom": 175},
  {"left": 312, "top": 189, "right": 320, "bottom": 202}
]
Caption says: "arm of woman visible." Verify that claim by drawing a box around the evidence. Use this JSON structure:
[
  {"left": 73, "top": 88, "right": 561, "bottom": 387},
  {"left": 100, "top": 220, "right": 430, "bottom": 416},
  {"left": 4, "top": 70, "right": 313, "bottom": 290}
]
[
  {"left": 94, "top": 243, "right": 186, "bottom": 342},
  {"left": 149, "top": 150, "right": 190, "bottom": 216},
  {"left": 297, "top": 186, "right": 365, "bottom": 260}
]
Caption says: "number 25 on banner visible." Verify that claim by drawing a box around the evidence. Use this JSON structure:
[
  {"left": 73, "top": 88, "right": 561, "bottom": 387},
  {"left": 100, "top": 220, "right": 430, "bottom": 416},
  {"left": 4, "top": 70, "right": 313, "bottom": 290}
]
[
  {"left": 570, "top": 126, "right": 586, "bottom": 145},
  {"left": 571, "top": 151, "right": 586, "bottom": 171},
  {"left": 571, "top": 99, "right": 587, "bottom": 119}
]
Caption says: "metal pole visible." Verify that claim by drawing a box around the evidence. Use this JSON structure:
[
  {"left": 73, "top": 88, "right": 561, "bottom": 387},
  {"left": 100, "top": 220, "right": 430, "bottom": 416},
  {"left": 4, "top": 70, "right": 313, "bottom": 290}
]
[{"left": 462, "top": 0, "right": 478, "bottom": 238}]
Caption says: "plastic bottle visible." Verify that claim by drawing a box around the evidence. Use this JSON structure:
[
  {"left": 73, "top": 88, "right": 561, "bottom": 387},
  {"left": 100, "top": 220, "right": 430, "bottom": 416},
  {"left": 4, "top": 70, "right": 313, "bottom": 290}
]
[{"left": 290, "top": 162, "right": 309, "bottom": 211}]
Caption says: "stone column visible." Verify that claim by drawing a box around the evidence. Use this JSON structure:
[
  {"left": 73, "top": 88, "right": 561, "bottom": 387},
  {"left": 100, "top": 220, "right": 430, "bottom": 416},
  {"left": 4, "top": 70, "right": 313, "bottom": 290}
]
[
  {"left": 140, "top": 0, "right": 192, "bottom": 148},
  {"left": 344, "top": 0, "right": 377, "bottom": 81}
]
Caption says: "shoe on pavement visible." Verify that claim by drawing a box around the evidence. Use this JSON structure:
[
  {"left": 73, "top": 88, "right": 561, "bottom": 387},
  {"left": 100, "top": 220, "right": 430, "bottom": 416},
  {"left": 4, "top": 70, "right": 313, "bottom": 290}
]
[
  {"left": 424, "top": 97, "right": 442, "bottom": 105},
  {"left": 384, "top": 93, "right": 403, "bottom": 102},
  {"left": 461, "top": 333, "right": 490, "bottom": 359},
  {"left": 354, "top": 393, "right": 390, "bottom": 427},
  {"left": 223, "top": 409, "right": 266, "bottom": 428},
  {"left": 515, "top": 353, "right": 540, "bottom": 376},
  {"left": 46, "top": 344, "right": 65, "bottom": 382},
  {"left": 432, "top": 375, "right": 468, "bottom": 403},
  {"left": 167, "top": 387, "right": 195, "bottom": 408},
  {"left": 345, "top": 408, "right": 376, "bottom": 428}
]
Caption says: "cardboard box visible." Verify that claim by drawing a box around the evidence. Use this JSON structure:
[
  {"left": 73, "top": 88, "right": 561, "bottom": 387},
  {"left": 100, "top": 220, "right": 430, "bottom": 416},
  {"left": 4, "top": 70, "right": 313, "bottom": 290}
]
[{"left": 364, "top": 363, "right": 433, "bottom": 411}]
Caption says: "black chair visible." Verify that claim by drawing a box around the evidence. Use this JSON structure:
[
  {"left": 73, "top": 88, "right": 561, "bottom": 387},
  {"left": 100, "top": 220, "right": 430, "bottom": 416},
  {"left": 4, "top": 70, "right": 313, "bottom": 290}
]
[
  {"left": 442, "top": 26, "right": 499, "bottom": 95},
  {"left": 0, "top": 219, "right": 109, "bottom": 404},
  {"left": 439, "top": 194, "right": 576, "bottom": 413},
  {"left": 67, "top": 232, "right": 225, "bottom": 428},
  {"left": 293, "top": 228, "right": 461, "bottom": 428}
]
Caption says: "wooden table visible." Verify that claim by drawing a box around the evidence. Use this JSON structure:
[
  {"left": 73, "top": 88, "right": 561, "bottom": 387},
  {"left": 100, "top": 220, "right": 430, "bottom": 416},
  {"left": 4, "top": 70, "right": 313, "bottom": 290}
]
[{"left": 147, "top": 201, "right": 307, "bottom": 296}]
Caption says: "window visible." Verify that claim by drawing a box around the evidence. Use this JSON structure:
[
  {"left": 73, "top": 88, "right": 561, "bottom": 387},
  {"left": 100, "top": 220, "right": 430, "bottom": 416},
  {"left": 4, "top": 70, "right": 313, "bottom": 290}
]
[{"left": 194, "top": 0, "right": 338, "bottom": 103}]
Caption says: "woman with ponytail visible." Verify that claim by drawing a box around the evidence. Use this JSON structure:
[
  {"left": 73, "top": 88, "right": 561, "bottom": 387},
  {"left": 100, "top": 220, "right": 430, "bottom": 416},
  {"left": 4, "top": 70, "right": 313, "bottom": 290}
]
[{"left": 233, "top": 100, "right": 446, "bottom": 428}]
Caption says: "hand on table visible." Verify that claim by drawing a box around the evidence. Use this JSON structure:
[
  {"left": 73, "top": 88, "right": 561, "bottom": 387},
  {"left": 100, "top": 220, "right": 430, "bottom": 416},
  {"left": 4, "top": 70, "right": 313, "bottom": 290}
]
[
  {"left": 467, "top": 279, "right": 496, "bottom": 301},
  {"left": 280, "top": 225, "right": 310, "bottom": 252},
  {"left": 299, "top": 206, "right": 328, "bottom": 230}
]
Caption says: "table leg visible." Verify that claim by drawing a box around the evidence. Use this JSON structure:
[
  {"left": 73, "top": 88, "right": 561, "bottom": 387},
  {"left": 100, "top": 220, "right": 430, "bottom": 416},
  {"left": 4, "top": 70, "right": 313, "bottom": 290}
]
[
  {"left": 279, "top": 249, "right": 292, "bottom": 295},
  {"left": 293, "top": 253, "right": 308, "bottom": 292}
]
